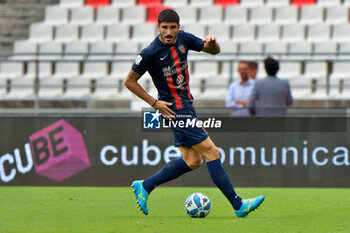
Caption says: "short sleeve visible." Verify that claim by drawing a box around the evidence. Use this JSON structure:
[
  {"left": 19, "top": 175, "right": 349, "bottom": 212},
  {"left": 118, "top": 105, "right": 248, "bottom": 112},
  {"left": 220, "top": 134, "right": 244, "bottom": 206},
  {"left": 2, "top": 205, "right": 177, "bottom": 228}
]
[
  {"left": 183, "top": 31, "right": 204, "bottom": 52},
  {"left": 131, "top": 48, "right": 152, "bottom": 76}
]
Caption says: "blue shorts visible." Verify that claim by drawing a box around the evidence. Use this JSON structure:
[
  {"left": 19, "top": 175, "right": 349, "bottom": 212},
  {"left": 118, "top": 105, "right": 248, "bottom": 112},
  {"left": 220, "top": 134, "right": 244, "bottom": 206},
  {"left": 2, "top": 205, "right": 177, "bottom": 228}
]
[{"left": 169, "top": 106, "right": 208, "bottom": 148}]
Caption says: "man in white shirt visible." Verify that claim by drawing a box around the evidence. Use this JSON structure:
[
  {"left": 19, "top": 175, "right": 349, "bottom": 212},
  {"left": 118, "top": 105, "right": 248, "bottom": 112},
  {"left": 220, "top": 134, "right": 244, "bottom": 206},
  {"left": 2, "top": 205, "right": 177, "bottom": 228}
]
[{"left": 225, "top": 61, "right": 255, "bottom": 116}]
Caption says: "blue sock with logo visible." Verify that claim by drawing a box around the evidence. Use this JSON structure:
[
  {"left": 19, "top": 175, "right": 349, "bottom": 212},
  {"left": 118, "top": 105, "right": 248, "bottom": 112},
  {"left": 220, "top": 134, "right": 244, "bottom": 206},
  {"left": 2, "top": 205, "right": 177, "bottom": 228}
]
[
  {"left": 206, "top": 159, "right": 242, "bottom": 210},
  {"left": 142, "top": 158, "right": 192, "bottom": 194}
]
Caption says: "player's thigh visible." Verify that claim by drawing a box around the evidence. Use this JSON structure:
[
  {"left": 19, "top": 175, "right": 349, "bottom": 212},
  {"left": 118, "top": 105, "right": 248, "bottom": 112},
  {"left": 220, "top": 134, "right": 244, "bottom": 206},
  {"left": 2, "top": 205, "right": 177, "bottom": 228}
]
[
  {"left": 179, "top": 146, "right": 202, "bottom": 169},
  {"left": 191, "top": 137, "right": 220, "bottom": 162}
]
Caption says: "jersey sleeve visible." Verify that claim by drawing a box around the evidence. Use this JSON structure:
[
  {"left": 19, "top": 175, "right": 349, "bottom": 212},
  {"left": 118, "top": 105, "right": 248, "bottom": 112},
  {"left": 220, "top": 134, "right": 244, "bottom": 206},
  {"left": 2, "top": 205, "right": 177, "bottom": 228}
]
[
  {"left": 131, "top": 47, "right": 152, "bottom": 76},
  {"left": 183, "top": 31, "right": 204, "bottom": 52}
]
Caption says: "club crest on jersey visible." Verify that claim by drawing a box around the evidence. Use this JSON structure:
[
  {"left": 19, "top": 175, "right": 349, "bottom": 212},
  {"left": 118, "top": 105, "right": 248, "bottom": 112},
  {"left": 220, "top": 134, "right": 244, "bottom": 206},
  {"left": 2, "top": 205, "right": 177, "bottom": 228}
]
[
  {"left": 178, "top": 45, "right": 186, "bottom": 54},
  {"left": 176, "top": 75, "right": 184, "bottom": 85}
]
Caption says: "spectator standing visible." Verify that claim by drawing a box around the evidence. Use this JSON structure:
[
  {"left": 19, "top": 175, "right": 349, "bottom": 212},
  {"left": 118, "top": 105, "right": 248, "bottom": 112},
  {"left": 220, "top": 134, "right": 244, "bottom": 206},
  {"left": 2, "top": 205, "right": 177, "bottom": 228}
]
[{"left": 248, "top": 57, "right": 293, "bottom": 116}]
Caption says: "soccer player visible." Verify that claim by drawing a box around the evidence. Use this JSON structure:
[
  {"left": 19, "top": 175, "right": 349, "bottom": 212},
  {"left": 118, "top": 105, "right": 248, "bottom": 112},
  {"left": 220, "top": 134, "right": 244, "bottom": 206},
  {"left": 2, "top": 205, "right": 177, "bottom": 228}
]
[{"left": 125, "top": 9, "right": 264, "bottom": 218}]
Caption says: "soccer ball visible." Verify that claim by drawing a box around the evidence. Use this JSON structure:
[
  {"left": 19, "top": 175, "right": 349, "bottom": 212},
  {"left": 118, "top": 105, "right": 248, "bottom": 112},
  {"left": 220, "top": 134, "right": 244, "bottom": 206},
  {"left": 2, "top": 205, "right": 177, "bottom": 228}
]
[{"left": 184, "top": 192, "right": 211, "bottom": 218}]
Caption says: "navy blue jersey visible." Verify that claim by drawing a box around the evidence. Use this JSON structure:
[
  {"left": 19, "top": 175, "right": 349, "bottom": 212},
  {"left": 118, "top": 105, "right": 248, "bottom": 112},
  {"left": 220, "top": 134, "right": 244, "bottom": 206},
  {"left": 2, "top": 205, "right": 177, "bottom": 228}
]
[{"left": 132, "top": 30, "right": 204, "bottom": 110}]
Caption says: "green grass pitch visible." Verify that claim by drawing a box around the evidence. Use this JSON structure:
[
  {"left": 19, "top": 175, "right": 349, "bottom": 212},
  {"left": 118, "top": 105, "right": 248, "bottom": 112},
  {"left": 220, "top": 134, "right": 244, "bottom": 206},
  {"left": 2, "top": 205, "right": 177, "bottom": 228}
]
[{"left": 0, "top": 186, "right": 349, "bottom": 233}]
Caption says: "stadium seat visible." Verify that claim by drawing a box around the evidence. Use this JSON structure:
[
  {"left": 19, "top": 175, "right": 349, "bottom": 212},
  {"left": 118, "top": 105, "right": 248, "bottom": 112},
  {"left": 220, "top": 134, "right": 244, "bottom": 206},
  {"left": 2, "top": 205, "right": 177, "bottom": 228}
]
[
  {"left": 70, "top": 7, "right": 94, "bottom": 25},
  {"left": 0, "top": 79, "right": 7, "bottom": 97},
  {"left": 219, "top": 60, "right": 235, "bottom": 80},
  {"left": 182, "top": 24, "right": 206, "bottom": 39},
  {"left": 317, "top": 0, "right": 341, "bottom": 6},
  {"left": 80, "top": 61, "right": 108, "bottom": 79},
  {"left": 96, "top": 7, "right": 120, "bottom": 25},
  {"left": 337, "top": 42, "right": 350, "bottom": 59},
  {"left": 80, "top": 24, "right": 104, "bottom": 42},
  {"left": 38, "top": 78, "right": 64, "bottom": 98},
  {"left": 325, "top": 6, "right": 349, "bottom": 24},
  {"left": 306, "top": 24, "right": 330, "bottom": 42},
  {"left": 85, "top": 0, "right": 111, "bottom": 8},
  {"left": 278, "top": 61, "right": 302, "bottom": 79},
  {"left": 175, "top": 7, "right": 198, "bottom": 25},
  {"left": 190, "top": 0, "right": 213, "bottom": 7},
  {"left": 200, "top": 77, "right": 228, "bottom": 99},
  {"left": 288, "top": 42, "right": 312, "bottom": 59},
  {"left": 64, "top": 42, "right": 88, "bottom": 60},
  {"left": 281, "top": 24, "right": 305, "bottom": 42},
  {"left": 38, "top": 42, "right": 62, "bottom": 60},
  {"left": 12, "top": 40, "right": 37, "bottom": 60},
  {"left": 63, "top": 78, "right": 92, "bottom": 98},
  {"left": 214, "top": 0, "right": 239, "bottom": 7},
  {"left": 121, "top": 6, "right": 146, "bottom": 24},
  {"left": 289, "top": 78, "right": 316, "bottom": 99},
  {"left": 302, "top": 61, "right": 328, "bottom": 80},
  {"left": 191, "top": 61, "right": 219, "bottom": 80},
  {"left": 6, "top": 78, "right": 35, "bottom": 99},
  {"left": 231, "top": 24, "right": 256, "bottom": 42},
  {"left": 26, "top": 61, "right": 53, "bottom": 79},
  {"left": 224, "top": 6, "right": 248, "bottom": 25},
  {"left": 111, "top": 0, "right": 136, "bottom": 7},
  {"left": 198, "top": 6, "right": 223, "bottom": 24},
  {"left": 274, "top": 6, "right": 299, "bottom": 25},
  {"left": 291, "top": 0, "right": 316, "bottom": 7},
  {"left": 146, "top": 6, "right": 172, "bottom": 23},
  {"left": 240, "top": 0, "right": 264, "bottom": 7},
  {"left": 0, "top": 62, "right": 24, "bottom": 80},
  {"left": 207, "top": 24, "right": 231, "bottom": 42},
  {"left": 29, "top": 23, "right": 53, "bottom": 42},
  {"left": 138, "top": 0, "right": 162, "bottom": 7},
  {"left": 256, "top": 24, "right": 280, "bottom": 42},
  {"left": 249, "top": 6, "right": 273, "bottom": 25},
  {"left": 55, "top": 25, "right": 79, "bottom": 43},
  {"left": 313, "top": 42, "right": 337, "bottom": 59},
  {"left": 89, "top": 42, "right": 114, "bottom": 60},
  {"left": 115, "top": 41, "right": 139, "bottom": 57},
  {"left": 59, "top": 0, "right": 84, "bottom": 8},
  {"left": 329, "top": 61, "right": 350, "bottom": 80},
  {"left": 163, "top": 0, "right": 188, "bottom": 7},
  {"left": 264, "top": 42, "right": 288, "bottom": 58},
  {"left": 332, "top": 24, "right": 350, "bottom": 42},
  {"left": 131, "top": 23, "right": 157, "bottom": 43},
  {"left": 44, "top": 6, "right": 69, "bottom": 25},
  {"left": 256, "top": 62, "right": 267, "bottom": 78},
  {"left": 105, "top": 24, "right": 130, "bottom": 42},
  {"left": 265, "top": 0, "right": 290, "bottom": 7},
  {"left": 108, "top": 61, "right": 133, "bottom": 79},
  {"left": 52, "top": 61, "right": 81, "bottom": 79},
  {"left": 299, "top": 5, "right": 324, "bottom": 24},
  {"left": 92, "top": 77, "right": 120, "bottom": 99},
  {"left": 217, "top": 41, "right": 238, "bottom": 59},
  {"left": 238, "top": 42, "right": 263, "bottom": 60}
]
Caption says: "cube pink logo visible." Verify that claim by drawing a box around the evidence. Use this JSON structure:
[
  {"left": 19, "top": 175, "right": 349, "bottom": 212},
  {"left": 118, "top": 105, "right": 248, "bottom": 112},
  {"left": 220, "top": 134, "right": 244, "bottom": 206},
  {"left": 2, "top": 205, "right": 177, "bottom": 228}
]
[{"left": 29, "top": 119, "right": 90, "bottom": 182}]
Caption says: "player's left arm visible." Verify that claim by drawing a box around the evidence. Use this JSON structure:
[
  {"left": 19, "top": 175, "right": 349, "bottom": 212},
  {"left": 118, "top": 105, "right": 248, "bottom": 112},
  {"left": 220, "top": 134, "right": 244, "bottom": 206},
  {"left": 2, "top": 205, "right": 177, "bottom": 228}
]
[{"left": 202, "top": 35, "right": 220, "bottom": 55}]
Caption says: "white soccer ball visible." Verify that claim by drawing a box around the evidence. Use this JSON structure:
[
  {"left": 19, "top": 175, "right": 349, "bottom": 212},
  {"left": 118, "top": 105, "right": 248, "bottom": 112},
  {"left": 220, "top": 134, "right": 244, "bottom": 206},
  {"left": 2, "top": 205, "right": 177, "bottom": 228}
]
[{"left": 184, "top": 192, "right": 211, "bottom": 218}]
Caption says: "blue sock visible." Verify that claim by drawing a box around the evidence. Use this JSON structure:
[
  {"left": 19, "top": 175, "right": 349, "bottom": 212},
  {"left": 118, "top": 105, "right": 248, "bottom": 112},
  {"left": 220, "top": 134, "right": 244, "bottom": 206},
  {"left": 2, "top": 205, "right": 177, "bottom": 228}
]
[
  {"left": 143, "top": 158, "right": 192, "bottom": 194},
  {"left": 207, "top": 159, "right": 242, "bottom": 210}
]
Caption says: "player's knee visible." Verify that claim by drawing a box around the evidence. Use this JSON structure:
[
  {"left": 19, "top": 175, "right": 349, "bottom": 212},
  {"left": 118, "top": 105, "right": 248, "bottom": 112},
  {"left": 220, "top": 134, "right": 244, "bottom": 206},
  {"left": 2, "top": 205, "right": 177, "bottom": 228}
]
[
  {"left": 205, "top": 144, "right": 220, "bottom": 161},
  {"left": 187, "top": 158, "right": 202, "bottom": 170}
]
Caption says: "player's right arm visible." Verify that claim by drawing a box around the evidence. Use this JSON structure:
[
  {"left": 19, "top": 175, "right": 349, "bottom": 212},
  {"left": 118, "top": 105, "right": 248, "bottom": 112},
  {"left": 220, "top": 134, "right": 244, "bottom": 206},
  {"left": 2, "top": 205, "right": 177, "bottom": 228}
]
[{"left": 124, "top": 70, "right": 176, "bottom": 119}]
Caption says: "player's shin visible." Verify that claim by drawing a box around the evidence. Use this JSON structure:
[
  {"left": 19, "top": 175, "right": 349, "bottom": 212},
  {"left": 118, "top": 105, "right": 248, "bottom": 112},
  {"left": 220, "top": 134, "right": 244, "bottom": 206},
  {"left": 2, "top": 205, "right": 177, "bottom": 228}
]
[
  {"left": 142, "top": 158, "right": 192, "bottom": 194},
  {"left": 206, "top": 158, "right": 242, "bottom": 210}
]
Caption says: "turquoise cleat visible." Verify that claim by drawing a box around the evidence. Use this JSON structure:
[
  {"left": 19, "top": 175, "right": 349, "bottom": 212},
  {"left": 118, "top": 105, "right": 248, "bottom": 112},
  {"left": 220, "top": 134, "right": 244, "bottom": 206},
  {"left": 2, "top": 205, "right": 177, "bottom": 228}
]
[
  {"left": 235, "top": 195, "right": 265, "bottom": 218},
  {"left": 131, "top": 180, "right": 149, "bottom": 215}
]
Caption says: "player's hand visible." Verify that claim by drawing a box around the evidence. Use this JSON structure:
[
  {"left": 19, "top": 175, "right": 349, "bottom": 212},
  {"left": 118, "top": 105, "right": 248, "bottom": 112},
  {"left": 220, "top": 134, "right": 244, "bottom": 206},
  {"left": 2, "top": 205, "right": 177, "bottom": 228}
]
[
  {"left": 154, "top": 100, "right": 176, "bottom": 120},
  {"left": 203, "top": 35, "right": 217, "bottom": 46}
]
